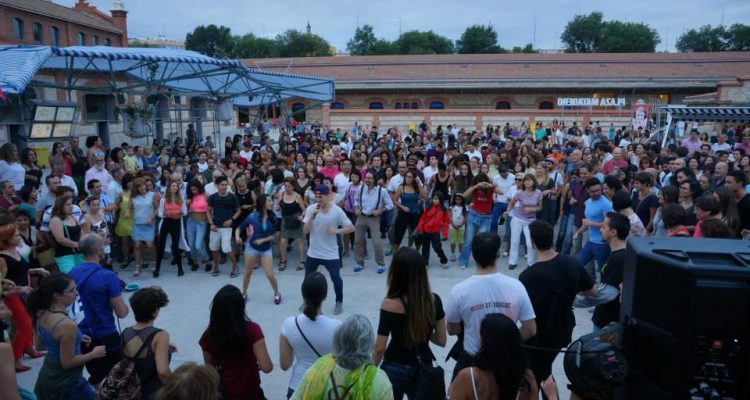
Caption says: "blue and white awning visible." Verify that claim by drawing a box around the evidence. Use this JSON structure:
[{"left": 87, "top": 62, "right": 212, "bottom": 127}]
[
  {"left": 0, "top": 45, "right": 334, "bottom": 105},
  {"left": 661, "top": 106, "right": 750, "bottom": 122}
]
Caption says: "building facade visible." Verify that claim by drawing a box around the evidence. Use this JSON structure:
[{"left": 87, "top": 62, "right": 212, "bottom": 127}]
[
  {"left": 0, "top": 0, "right": 127, "bottom": 47},
  {"left": 243, "top": 52, "right": 750, "bottom": 132}
]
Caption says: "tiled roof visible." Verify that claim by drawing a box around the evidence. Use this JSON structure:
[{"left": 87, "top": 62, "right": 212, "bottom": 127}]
[
  {"left": 0, "top": 0, "right": 122, "bottom": 34},
  {"left": 242, "top": 52, "right": 750, "bottom": 90}
]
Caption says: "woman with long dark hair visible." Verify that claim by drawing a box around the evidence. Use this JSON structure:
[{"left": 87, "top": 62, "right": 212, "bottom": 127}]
[
  {"left": 373, "top": 247, "right": 447, "bottom": 399},
  {"left": 458, "top": 173, "right": 496, "bottom": 269},
  {"left": 186, "top": 179, "right": 210, "bottom": 271},
  {"left": 449, "top": 313, "right": 535, "bottom": 400},
  {"left": 650, "top": 185, "right": 679, "bottom": 237},
  {"left": 392, "top": 170, "right": 424, "bottom": 253},
  {"left": 714, "top": 186, "right": 741, "bottom": 235},
  {"left": 279, "top": 272, "right": 341, "bottom": 399},
  {"left": 199, "top": 285, "right": 272, "bottom": 400},
  {"left": 236, "top": 194, "right": 281, "bottom": 304},
  {"left": 20, "top": 148, "right": 43, "bottom": 190},
  {"left": 28, "top": 273, "right": 105, "bottom": 400},
  {"left": 130, "top": 177, "right": 159, "bottom": 276}
]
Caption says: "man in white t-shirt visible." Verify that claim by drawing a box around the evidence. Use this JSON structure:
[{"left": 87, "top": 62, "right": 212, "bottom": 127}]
[
  {"left": 445, "top": 232, "right": 536, "bottom": 381},
  {"left": 303, "top": 184, "right": 354, "bottom": 315},
  {"left": 490, "top": 164, "right": 515, "bottom": 234},
  {"left": 239, "top": 142, "right": 253, "bottom": 163},
  {"left": 421, "top": 155, "right": 439, "bottom": 188},
  {"left": 463, "top": 142, "right": 483, "bottom": 162},
  {"left": 333, "top": 159, "right": 353, "bottom": 196},
  {"left": 196, "top": 152, "right": 209, "bottom": 172}
]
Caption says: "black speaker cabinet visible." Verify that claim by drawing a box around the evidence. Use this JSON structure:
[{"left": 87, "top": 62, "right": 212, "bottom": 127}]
[{"left": 620, "top": 237, "right": 750, "bottom": 399}]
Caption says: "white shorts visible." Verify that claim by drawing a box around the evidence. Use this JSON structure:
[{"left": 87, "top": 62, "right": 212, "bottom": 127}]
[{"left": 209, "top": 227, "right": 233, "bottom": 253}]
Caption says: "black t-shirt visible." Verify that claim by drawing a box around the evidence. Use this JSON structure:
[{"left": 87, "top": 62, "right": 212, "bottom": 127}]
[
  {"left": 736, "top": 193, "right": 750, "bottom": 233},
  {"left": 208, "top": 193, "right": 239, "bottom": 226},
  {"left": 632, "top": 192, "right": 658, "bottom": 227},
  {"left": 592, "top": 249, "right": 626, "bottom": 328},
  {"left": 377, "top": 293, "right": 445, "bottom": 366},
  {"left": 519, "top": 254, "right": 594, "bottom": 346}
]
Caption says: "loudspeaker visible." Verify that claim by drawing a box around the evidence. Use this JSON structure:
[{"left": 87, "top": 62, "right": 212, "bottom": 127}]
[{"left": 620, "top": 237, "right": 750, "bottom": 399}]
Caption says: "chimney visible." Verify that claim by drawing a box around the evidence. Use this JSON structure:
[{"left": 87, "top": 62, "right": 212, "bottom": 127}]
[{"left": 110, "top": 1, "right": 128, "bottom": 47}]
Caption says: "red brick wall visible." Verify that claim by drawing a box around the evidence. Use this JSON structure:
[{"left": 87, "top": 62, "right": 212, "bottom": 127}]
[{"left": 0, "top": 5, "right": 124, "bottom": 47}]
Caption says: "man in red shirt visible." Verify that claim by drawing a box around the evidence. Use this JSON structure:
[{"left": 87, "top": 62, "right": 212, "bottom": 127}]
[{"left": 602, "top": 147, "right": 629, "bottom": 175}]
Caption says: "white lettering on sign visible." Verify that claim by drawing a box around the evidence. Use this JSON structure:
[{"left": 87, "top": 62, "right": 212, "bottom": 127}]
[{"left": 557, "top": 98, "right": 627, "bottom": 107}]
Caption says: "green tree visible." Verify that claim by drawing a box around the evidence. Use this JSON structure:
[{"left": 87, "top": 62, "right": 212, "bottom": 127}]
[
  {"left": 725, "top": 24, "right": 750, "bottom": 51},
  {"left": 185, "top": 24, "right": 234, "bottom": 57},
  {"left": 456, "top": 25, "right": 503, "bottom": 54},
  {"left": 274, "top": 30, "right": 333, "bottom": 57},
  {"left": 232, "top": 33, "right": 278, "bottom": 58},
  {"left": 347, "top": 24, "right": 378, "bottom": 55},
  {"left": 128, "top": 40, "right": 157, "bottom": 48},
  {"left": 394, "top": 30, "right": 454, "bottom": 54},
  {"left": 676, "top": 25, "right": 728, "bottom": 52},
  {"left": 370, "top": 39, "right": 396, "bottom": 55},
  {"left": 561, "top": 11, "right": 604, "bottom": 53},
  {"left": 511, "top": 43, "right": 537, "bottom": 53},
  {"left": 598, "top": 21, "right": 660, "bottom": 52}
]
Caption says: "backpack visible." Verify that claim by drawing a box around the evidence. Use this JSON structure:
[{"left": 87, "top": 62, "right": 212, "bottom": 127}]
[{"left": 96, "top": 329, "right": 160, "bottom": 400}]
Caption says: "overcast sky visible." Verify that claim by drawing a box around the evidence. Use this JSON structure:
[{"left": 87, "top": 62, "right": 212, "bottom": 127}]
[{"left": 78, "top": 0, "right": 749, "bottom": 52}]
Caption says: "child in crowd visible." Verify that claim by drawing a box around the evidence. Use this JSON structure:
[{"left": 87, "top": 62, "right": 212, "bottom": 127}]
[{"left": 449, "top": 193, "right": 467, "bottom": 262}]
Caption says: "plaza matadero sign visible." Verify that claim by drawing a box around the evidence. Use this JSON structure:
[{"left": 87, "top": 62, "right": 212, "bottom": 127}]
[{"left": 557, "top": 97, "right": 627, "bottom": 107}]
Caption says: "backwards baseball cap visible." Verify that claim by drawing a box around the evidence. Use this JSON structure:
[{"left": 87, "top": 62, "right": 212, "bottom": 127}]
[{"left": 313, "top": 184, "right": 330, "bottom": 195}]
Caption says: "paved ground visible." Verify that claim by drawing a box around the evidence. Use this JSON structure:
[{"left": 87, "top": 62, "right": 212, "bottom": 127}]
[{"left": 17, "top": 235, "right": 591, "bottom": 399}]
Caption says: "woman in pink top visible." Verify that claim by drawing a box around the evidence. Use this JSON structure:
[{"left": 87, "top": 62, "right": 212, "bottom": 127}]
[
  {"left": 186, "top": 179, "right": 210, "bottom": 271},
  {"left": 503, "top": 173, "right": 543, "bottom": 270}
]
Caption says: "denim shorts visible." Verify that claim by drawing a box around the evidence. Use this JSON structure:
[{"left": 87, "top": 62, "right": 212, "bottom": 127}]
[
  {"left": 245, "top": 246, "right": 272, "bottom": 258},
  {"left": 131, "top": 223, "right": 155, "bottom": 242}
]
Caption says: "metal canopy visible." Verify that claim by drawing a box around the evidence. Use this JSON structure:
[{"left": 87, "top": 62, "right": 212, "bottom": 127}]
[
  {"left": 0, "top": 45, "right": 334, "bottom": 105},
  {"left": 660, "top": 105, "right": 750, "bottom": 122}
]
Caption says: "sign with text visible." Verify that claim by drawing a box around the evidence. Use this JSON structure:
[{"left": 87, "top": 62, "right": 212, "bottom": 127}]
[{"left": 557, "top": 97, "right": 627, "bottom": 107}]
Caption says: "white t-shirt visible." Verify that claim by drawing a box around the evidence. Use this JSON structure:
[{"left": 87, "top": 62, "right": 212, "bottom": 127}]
[
  {"left": 451, "top": 205, "right": 466, "bottom": 227},
  {"left": 464, "top": 150, "right": 483, "bottom": 161},
  {"left": 333, "top": 172, "right": 350, "bottom": 195},
  {"left": 239, "top": 150, "right": 253, "bottom": 161},
  {"left": 387, "top": 174, "right": 404, "bottom": 193},
  {"left": 492, "top": 173, "right": 515, "bottom": 203},
  {"left": 445, "top": 273, "right": 536, "bottom": 355},
  {"left": 303, "top": 204, "right": 352, "bottom": 260},
  {"left": 197, "top": 162, "right": 208, "bottom": 172},
  {"left": 0, "top": 160, "right": 26, "bottom": 191},
  {"left": 280, "top": 314, "right": 341, "bottom": 390},
  {"left": 422, "top": 165, "right": 438, "bottom": 186}
]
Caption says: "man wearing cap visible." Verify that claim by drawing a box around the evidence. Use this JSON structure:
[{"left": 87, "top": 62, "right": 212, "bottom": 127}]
[
  {"left": 84, "top": 152, "right": 113, "bottom": 195},
  {"left": 303, "top": 184, "right": 354, "bottom": 315}
]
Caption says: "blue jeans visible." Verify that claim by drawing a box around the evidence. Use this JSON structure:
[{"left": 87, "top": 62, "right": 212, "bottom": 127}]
[
  {"left": 380, "top": 360, "right": 418, "bottom": 400},
  {"left": 490, "top": 202, "right": 508, "bottom": 234},
  {"left": 459, "top": 209, "right": 493, "bottom": 267},
  {"left": 186, "top": 218, "right": 208, "bottom": 261},
  {"left": 578, "top": 241, "right": 611, "bottom": 278},
  {"left": 305, "top": 257, "right": 343, "bottom": 303}
]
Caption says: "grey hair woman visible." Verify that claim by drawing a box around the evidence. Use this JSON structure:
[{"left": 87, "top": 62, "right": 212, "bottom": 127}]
[{"left": 290, "top": 314, "right": 394, "bottom": 399}]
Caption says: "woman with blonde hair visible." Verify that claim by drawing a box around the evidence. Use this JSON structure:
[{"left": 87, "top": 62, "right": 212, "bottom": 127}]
[{"left": 130, "top": 177, "right": 159, "bottom": 276}]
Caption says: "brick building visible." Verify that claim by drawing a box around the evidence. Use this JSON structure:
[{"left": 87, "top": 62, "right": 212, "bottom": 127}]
[
  {"left": 243, "top": 52, "right": 750, "bottom": 131},
  {"left": 0, "top": 0, "right": 128, "bottom": 47}
]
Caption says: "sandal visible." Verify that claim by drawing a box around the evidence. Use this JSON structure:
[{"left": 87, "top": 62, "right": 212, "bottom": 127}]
[
  {"left": 279, "top": 258, "right": 286, "bottom": 272},
  {"left": 133, "top": 268, "right": 141, "bottom": 277},
  {"left": 296, "top": 261, "right": 305, "bottom": 271}
]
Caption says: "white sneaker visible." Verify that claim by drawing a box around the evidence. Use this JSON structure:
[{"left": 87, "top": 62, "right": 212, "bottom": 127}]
[
  {"left": 333, "top": 302, "right": 343, "bottom": 315},
  {"left": 449, "top": 254, "right": 457, "bottom": 262},
  {"left": 441, "top": 262, "right": 449, "bottom": 269}
]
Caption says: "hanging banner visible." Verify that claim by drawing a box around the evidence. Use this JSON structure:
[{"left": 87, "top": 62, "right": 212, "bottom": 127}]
[{"left": 631, "top": 103, "right": 650, "bottom": 130}]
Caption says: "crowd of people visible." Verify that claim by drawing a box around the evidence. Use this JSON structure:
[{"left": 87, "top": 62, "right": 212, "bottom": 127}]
[{"left": 0, "top": 117, "right": 749, "bottom": 399}]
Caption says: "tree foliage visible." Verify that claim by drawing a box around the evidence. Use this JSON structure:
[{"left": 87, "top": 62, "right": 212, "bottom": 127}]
[
  {"left": 185, "top": 24, "right": 234, "bottom": 58},
  {"left": 232, "top": 34, "right": 278, "bottom": 58},
  {"left": 274, "top": 30, "right": 332, "bottom": 57},
  {"left": 561, "top": 12, "right": 660, "bottom": 53},
  {"left": 456, "top": 25, "right": 503, "bottom": 54},
  {"left": 676, "top": 24, "right": 750, "bottom": 52},
  {"left": 561, "top": 12, "right": 603, "bottom": 53},
  {"left": 511, "top": 43, "right": 537, "bottom": 53},
  {"left": 347, "top": 24, "right": 379, "bottom": 55},
  {"left": 599, "top": 21, "right": 660, "bottom": 52},
  {"left": 394, "top": 30, "right": 454, "bottom": 54}
]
